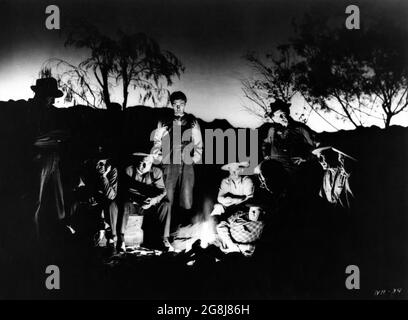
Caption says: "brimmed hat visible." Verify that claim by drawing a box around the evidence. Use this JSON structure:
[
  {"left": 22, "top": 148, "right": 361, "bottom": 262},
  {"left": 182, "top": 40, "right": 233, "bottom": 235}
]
[
  {"left": 221, "top": 161, "right": 250, "bottom": 171},
  {"left": 33, "top": 130, "right": 70, "bottom": 149},
  {"left": 312, "top": 146, "right": 357, "bottom": 161},
  {"left": 91, "top": 146, "right": 113, "bottom": 160},
  {"left": 31, "top": 77, "right": 63, "bottom": 98},
  {"left": 269, "top": 99, "right": 291, "bottom": 115}
]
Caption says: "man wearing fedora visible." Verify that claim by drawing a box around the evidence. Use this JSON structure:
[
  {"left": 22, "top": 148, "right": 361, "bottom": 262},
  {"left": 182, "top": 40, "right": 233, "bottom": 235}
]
[
  {"left": 28, "top": 77, "right": 64, "bottom": 136},
  {"left": 151, "top": 91, "right": 203, "bottom": 239},
  {"left": 210, "top": 161, "right": 254, "bottom": 219},
  {"left": 28, "top": 77, "right": 70, "bottom": 238},
  {"left": 119, "top": 152, "right": 168, "bottom": 251},
  {"left": 261, "top": 99, "right": 318, "bottom": 174}
]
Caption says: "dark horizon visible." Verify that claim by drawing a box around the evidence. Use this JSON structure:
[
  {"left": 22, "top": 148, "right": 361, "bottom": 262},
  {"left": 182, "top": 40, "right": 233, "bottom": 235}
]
[{"left": 0, "top": 0, "right": 407, "bottom": 131}]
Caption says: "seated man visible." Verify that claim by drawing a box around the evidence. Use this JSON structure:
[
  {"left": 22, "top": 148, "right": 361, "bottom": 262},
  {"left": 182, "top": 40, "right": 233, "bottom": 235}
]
[
  {"left": 261, "top": 99, "right": 319, "bottom": 175},
  {"left": 77, "top": 148, "right": 119, "bottom": 249},
  {"left": 119, "top": 152, "right": 168, "bottom": 251},
  {"left": 210, "top": 161, "right": 254, "bottom": 218},
  {"left": 216, "top": 202, "right": 265, "bottom": 256}
]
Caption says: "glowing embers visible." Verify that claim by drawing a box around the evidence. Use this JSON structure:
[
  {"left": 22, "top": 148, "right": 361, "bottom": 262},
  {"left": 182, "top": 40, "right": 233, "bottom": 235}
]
[{"left": 171, "top": 217, "right": 218, "bottom": 252}]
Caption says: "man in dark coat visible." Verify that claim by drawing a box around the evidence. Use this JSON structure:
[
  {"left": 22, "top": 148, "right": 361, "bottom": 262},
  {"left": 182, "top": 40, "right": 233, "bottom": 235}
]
[
  {"left": 28, "top": 78, "right": 69, "bottom": 238},
  {"left": 261, "top": 99, "right": 318, "bottom": 175}
]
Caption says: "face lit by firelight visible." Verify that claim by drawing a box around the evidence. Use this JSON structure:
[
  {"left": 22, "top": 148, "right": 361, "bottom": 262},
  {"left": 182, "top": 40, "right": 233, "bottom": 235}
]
[
  {"left": 272, "top": 110, "right": 289, "bottom": 127},
  {"left": 137, "top": 155, "right": 154, "bottom": 175},
  {"left": 172, "top": 99, "right": 186, "bottom": 117},
  {"left": 229, "top": 167, "right": 243, "bottom": 180}
]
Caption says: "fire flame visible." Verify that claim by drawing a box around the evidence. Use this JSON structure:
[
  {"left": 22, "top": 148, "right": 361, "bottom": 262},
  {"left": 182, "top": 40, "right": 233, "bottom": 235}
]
[{"left": 172, "top": 197, "right": 219, "bottom": 252}]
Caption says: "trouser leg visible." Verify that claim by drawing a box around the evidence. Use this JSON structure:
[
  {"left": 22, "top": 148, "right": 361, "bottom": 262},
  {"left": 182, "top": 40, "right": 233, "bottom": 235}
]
[
  {"left": 104, "top": 200, "right": 118, "bottom": 241},
  {"left": 179, "top": 164, "right": 194, "bottom": 226},
  {"left": 51, "top": 164, "right": 65, "bottom": 221},
  {"left": 180, "top": 164, "right": 194, "bottom": 210},
  {"left": 118, "top": 201, "right": 134, "bottom": 242},
  {"left": 157, "top": 200, "right": 171, "bottom": 239},
  {"left": 34, "top": 154, "right": 58, "bottom": 238},
  {"left": 163, "top": 164, "right": 180, "bottom": 236},
  {"left": 34, "top": 163, "right": 49, "bottom": 237}
]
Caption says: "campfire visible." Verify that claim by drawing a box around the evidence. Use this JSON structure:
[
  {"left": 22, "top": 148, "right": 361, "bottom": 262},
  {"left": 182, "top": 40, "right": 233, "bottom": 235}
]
[{"left": 172, "top": 215, "right": 219, "bottom": 252}]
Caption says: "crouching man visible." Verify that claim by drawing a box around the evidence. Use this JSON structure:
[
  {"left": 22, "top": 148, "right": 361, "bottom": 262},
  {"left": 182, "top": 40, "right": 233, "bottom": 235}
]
[
  {"left": 210, "top": 161, "right": 254, "bottom": 219},
  {"left": 216, "top": 202, "right": 265, "bottom": 257},
  {"left": 80, "top": 148, "right": 119, "bottom": 249},
  {"left": 119, "top": 152, "right": 168, "bottom": 251}
]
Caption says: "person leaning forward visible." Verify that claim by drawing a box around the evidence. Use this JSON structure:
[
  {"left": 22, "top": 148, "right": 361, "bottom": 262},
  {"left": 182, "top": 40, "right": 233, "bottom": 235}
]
[
  {"left": 119, "top": 152, "right": 169, "bottom": 251},
  {"left": 261, "top": 99, "right": 318, "bottom": 174}
]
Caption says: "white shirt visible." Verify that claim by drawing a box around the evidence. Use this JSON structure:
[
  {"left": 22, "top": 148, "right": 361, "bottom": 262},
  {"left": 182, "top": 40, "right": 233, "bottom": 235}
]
[{"left": 217, "top": 176, "right": 254, "bottom": 207}]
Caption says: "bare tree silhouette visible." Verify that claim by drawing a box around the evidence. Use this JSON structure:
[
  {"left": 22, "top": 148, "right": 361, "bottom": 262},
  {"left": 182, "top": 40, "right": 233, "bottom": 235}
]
[
  {"left": 243, "top": 12, "right": 408, "bottom": 129},
  {"left": 362, "top": 24, "right": 408, "bottom": 128},
  {"left": 241, "top": 45, "right": 298, "bottom": 120},
  {"left": 65, "top": 23, "right": 116, "bottom": 108},
  {"left": 291, "top": 14, "right": 408, "bottom": 128},
  {"left": 43, "top": 23, "right": 184, "bottom": 110},
  {"left": 114, "top": 31, "right": 184, "bottom": 109}
]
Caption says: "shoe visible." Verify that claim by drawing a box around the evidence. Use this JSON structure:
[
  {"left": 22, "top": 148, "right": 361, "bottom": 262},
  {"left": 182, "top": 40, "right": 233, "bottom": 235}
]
[
  {"left": 107, "top": 238, "right": 116, "bottom": 248},
  {"left": 163, "top": 238, "right": 175, "bottom": 252},
  {"left": 94, "top": 230, "right": 106, "bottom": 247},
  {"left": 116, "top": 241, "right": 126, "bottom": 253},
  {"left": 66, "top": 225, "right": 76, "bottom": 234}
]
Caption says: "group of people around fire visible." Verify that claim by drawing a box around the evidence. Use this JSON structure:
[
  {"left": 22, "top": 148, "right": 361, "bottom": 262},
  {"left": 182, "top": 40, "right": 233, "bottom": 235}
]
[{"left": 9, "top": 77, "right": 323, "bottom": 257}]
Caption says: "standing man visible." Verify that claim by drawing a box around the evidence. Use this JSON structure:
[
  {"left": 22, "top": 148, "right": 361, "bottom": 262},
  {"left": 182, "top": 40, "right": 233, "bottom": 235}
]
[
  {"left": 152, "top": 91, "right": 203, "bottom": 243},
  {"left": 28, "top": 78, "right": 68, "bottom": 238}
]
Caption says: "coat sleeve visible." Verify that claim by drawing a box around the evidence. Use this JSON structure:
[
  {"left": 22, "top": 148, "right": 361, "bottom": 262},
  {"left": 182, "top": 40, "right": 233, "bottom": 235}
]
[
  {"left": 217, "top": 179, "right": 233, "bottom": 207},
  {"left": 150, "top": 167, "right": 167, "bottom": 205},
  {"left": 151, "top": 121, "right": 168, "bottom": 163},
  {"left": 100, "top": 167, "right": 118, "bottom": 200},
  {"left": 191, "top": 120, "right": 203, "bottom": 164}
]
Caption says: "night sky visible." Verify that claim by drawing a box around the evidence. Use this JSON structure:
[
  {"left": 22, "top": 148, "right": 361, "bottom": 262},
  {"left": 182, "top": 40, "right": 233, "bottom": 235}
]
[{"left": 0, "top": 0, "right": 407, "bottom": 131}]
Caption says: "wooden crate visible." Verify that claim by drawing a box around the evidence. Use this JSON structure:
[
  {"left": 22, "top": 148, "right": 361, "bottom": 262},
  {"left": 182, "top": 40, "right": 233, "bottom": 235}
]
[{"left": 124, "top": 215, "right": 144, "bottom": 247}]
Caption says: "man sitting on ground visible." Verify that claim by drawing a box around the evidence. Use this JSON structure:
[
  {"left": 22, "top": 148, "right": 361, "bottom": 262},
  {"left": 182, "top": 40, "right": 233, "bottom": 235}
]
[
  {"left": 120, "top": 152, "right": 168, "bottom": 251},
  {"left": 210, "top": 161, "right": 254, "bottom": 218}
]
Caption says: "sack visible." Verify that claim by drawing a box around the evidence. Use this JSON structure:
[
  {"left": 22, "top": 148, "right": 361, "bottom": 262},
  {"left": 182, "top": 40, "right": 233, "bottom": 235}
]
[
  {"left": 229, "top": 217, "right": 264, "bottom": 244},
  {"left": 313, "top": 147, "right": 355, "bottom": 207}
]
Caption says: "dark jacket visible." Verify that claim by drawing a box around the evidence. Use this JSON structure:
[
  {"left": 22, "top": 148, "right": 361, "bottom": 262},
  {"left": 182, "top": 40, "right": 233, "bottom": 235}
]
[{"left": 261, "top": 119, "right": 318, "bottom": 161}]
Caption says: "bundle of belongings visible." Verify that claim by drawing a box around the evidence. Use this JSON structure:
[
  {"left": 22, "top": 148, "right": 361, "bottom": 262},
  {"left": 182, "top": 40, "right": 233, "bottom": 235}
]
[{"left": 216, "top": 202, "right": 265, "bottom": 257}]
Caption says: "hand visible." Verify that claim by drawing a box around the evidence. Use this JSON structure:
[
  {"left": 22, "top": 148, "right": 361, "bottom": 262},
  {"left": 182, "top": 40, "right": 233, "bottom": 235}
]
[
  {"left": 89, "top": 196, "right": 97, "bottom": 206},
  {"left": 292, "top": 157, "right": 306, "bottom": 165},
  {"left": 234, "top": 224, "right": 245, "bottom": 232},
  {"left": 142, "top": 198, "right": 152, "bottom": 210},
  {"left": 103, "top": 165, "right": 112, "bottom": 177}
]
